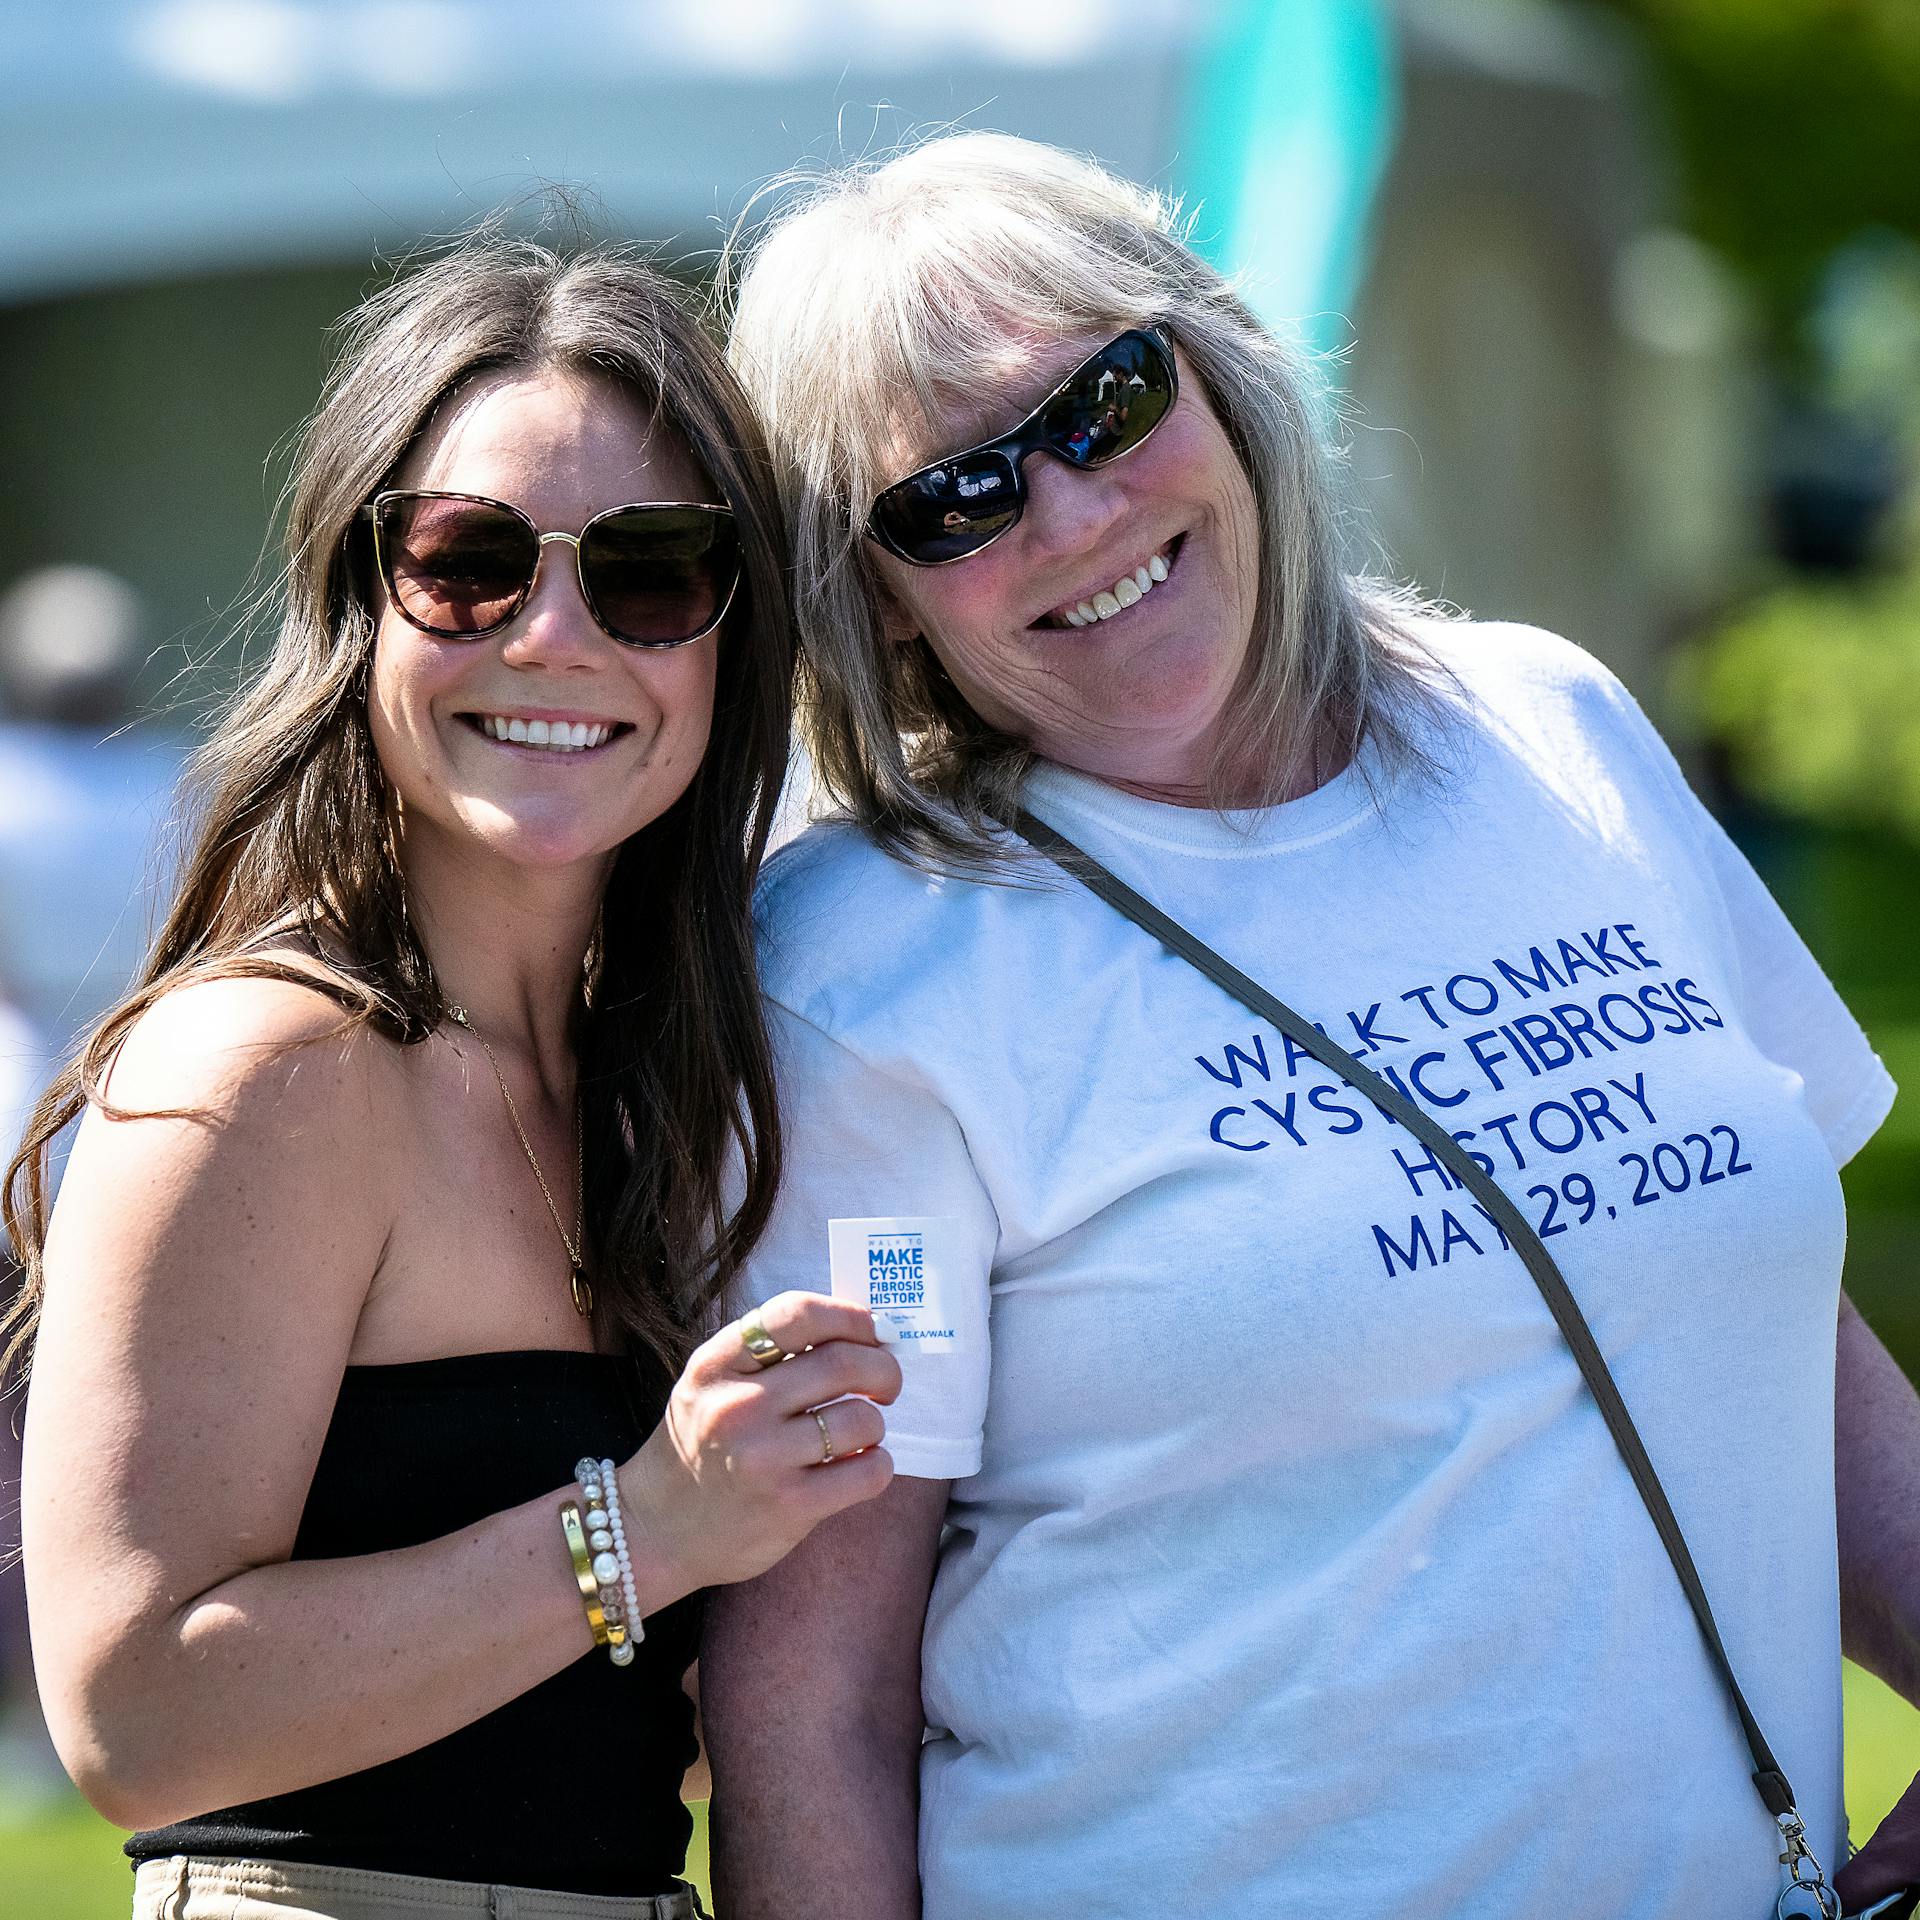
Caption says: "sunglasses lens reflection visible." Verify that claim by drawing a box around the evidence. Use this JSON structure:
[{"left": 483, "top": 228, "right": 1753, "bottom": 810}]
[
  {"left": 1040, "top": 332, "right": 1174, "bottom": 470},
  {"left": 581, "top": 508, "right": 740, "bottom": 647},
  {"left": 379, "top": 496, "right": 536, "bottom": 636},
  {"left": 875, "top": 454, "right": 1021, "bottom": 564}
]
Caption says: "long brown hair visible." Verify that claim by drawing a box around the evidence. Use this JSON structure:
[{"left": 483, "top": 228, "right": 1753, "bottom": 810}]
[{"left": 3, "top": 234, "right": 794, "bottom": 1380}]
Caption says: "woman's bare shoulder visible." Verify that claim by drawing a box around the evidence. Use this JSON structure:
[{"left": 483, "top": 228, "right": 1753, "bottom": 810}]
[
  {"left": 99, "top": 951, "right": 404, "bottom": 1126},
  {"left": 46, "top": 955, "right": 411, "bottom": 1343}
]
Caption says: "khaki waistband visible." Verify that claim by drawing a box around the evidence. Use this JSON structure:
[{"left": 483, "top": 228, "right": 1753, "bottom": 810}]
[{"left": 132, "top": 1853, "right": 703, "bottom": 1920}]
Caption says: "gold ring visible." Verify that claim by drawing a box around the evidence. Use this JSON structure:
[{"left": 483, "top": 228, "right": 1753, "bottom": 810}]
[
  {"left": 811, "top": 1407, "right": 835, "bottom": 1465},
  {"left": 738, "top": 1315, "right": 786, "bottom": 1370}
]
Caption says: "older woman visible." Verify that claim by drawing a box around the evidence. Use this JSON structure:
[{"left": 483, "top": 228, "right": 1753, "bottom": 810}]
[{"left": 700, "top": 133, "right": 1920, "bottom": 1920}]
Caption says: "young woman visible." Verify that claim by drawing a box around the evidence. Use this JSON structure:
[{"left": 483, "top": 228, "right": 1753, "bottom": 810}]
[{"left": 6, "top": 234, "right": 898, "bottom": 1919}]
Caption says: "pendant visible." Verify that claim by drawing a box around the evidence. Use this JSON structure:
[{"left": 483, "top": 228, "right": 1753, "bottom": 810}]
[{"left": 571, "top": 1265, "right": 594, "bottom": 1318}]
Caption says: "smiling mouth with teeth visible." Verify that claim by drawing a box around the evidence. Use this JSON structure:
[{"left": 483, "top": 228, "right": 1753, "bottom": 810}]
[
  {"left": 1037, "top": 537, "right": 1181, "bottom": 630},
  {"left": 466, "top": 715, "right": 629, "bottom": 754}
]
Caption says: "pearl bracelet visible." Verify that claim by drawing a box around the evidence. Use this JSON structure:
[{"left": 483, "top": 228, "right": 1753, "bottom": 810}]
[
  {"left": 576, "top": 1456, "right": 644, "bottom": 1667},
  {"left": 598, "top": 1458, "right": 644, "bottom": 1652}
]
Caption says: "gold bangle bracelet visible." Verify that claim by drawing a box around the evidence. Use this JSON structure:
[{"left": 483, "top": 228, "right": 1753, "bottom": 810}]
[{"left": 559, "top": 1501, "right": 610, "bottom": 1647}]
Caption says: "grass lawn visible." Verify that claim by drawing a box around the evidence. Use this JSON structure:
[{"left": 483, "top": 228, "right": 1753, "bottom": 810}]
[
  {"left": 2, "top": 1678, "right": 1915, "bottom": 1916},
  {"left": 1846, "top": 1661, "right": 1920, "bottom": 1838}
]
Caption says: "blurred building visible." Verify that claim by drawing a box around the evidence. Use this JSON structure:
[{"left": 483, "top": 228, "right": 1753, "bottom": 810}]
[
  {"left": 3, "top": 0, "right": 1759, "bottom": 722},
  {"left": 1353, "top": 1, "right": 1757, "bottom": 689}
]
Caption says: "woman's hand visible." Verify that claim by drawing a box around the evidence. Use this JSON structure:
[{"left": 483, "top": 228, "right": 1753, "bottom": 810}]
[
  {"left": 618, "top": 1291, "right": 902, "bottom": 1596},
  {"left": 1835, "top": 1775, "right": 1920, "bottom": 1916}
]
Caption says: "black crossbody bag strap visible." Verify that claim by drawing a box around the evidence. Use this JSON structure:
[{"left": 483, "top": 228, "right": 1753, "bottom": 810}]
[{"left": 1007, "top": 805, "right": 1801, "bottom": 1826}]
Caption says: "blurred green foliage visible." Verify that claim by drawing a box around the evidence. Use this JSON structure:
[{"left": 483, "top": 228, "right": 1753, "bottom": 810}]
[
  {"left": 1682, "top": 566, "right": 1920, "bottom": 840},
  {"left": 1600, "top": 1, "right": 1920, "bottom": 1362},
  {"left": 1586, "top": 0, "right": 1920, "bottom": 364}
]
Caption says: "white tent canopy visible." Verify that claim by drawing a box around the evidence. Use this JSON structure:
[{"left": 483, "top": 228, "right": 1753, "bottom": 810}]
[{"left": 6, "top": 0, "right": 1204, "bottom": 301}]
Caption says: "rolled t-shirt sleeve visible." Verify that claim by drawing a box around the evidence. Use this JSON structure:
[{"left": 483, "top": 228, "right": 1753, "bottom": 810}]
[
  {"left": 1595, "top": 666, "right": 1897, "bottom": 1168},
  {"left": 1690, "top": 806, "right": 1897, "bottom": 1168},
  {"left": 744, "top": 998, "right": 996, "bottom": 1480}
]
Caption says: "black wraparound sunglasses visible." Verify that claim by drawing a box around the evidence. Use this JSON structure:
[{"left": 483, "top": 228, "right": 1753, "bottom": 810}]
[
  {"left": 360, "top": 490, "right": 742, "bottom": 649},
  {"left": 867, "top": 326, "right": 1179, "bottom": 567}
]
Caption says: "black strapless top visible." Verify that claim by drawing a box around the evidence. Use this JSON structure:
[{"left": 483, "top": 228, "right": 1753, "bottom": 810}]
[{"left": 128, "top": 1350, "right": 701, "bottom": 1896}]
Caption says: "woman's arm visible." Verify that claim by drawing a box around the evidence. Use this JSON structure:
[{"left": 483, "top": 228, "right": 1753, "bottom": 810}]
[
  {"left": 704, "top": 1473, "right": 950, "bottom": 1920},
  {"left": 1837, "top": 1290, "right": 1920, "bottom": 1696},
  {"left": 1833, "top": 1290, "right": 1920, "bottom": 1911},
  {"left": 23, "top": 976, "right": 898, "bottom": 1831}
]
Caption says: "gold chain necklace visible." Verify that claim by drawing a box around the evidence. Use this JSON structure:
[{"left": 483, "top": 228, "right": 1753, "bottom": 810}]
[{"left": 446, "top": 1003, "right": 592, "bottom": 1318}]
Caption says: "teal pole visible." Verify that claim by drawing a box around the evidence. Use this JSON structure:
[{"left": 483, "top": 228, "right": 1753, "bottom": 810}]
[{"left": 1177, "top": 0, "right": 1398, "bottom": 364}]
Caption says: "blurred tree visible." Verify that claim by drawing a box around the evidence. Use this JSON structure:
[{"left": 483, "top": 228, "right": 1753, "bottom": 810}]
[
  {"left": 1584, "top": 0, "right": 1920, "bottom": 370},
  {"left": 1683, "top": 567, "right": 1920, "bottom": 837},
  {"left": 1570, "top": 0, "right": 1920, "bottom": 1385},
  {"left": 1587, "top": 0, "right": 1920, "bottom": 840}
]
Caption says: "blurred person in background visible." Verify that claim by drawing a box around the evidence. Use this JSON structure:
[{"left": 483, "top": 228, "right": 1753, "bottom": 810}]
[
  {"left": 0, "top": 564, "right": 185, "bottom": 1820},
  {"left": 705, "top": 133, "right": 1920, "bottom": 1920},
  {"left": 0, "top": 566, "right": 186, "bottom": 1073},
  {"left": 4, "top": 235, "right": 898, "bottom": 1919}
]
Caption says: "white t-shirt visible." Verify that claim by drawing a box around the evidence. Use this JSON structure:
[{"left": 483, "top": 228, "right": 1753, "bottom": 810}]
[{"left": 746, "top": 621, "right": 1895, "bottom": 1920}]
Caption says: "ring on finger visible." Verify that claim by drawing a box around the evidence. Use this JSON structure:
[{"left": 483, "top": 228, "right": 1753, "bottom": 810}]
[
  {"left": 811, "top": 1407, "right": 836, "bottom": 1465},
  {"left": 738, "top": 1314, "right": 787, "bottom": 1371}
]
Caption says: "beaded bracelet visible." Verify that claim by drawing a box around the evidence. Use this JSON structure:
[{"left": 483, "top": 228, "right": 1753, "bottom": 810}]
[
  {"left": 576, "top": 1457, "right": 643, "bottom": 1667},
  {"left": 597, "top": 1457, "right": 643, "bottom": 1653}
]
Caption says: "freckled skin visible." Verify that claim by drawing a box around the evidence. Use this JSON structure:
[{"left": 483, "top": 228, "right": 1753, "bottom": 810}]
[{"left": 874, "top": 331, "right": 1264, "bottom": 806}]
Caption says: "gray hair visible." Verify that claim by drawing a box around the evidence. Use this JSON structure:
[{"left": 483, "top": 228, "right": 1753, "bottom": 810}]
[{"left": 722, "top": 130, "right": 1447, "bottom": 871}]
